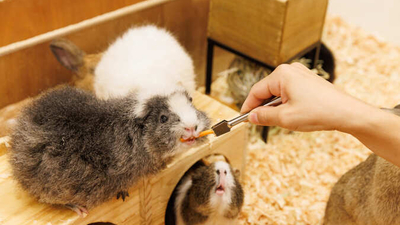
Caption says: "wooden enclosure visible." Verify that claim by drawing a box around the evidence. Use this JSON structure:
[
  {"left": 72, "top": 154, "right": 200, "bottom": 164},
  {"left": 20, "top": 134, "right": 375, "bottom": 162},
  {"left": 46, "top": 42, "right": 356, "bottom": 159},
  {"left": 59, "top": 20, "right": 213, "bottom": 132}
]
[
  {"left": 0, "top": 92, "right": 248, "bottom": 225},
  {"left": 208, "top": 0, "right": 329, "bottom": 67}
]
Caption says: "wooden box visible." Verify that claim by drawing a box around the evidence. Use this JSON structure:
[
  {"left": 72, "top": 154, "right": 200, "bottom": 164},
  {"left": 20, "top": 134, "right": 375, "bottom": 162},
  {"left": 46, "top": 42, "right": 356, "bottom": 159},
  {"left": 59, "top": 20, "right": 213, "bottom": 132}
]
[{"left": 207, "top": 0, "right": 329, "bottom": 67}]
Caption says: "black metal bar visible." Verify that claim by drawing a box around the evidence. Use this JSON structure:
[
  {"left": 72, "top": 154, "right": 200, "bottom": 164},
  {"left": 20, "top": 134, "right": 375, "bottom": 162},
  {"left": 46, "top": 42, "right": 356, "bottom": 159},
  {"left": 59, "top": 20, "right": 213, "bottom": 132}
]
[
  {"left": 205, "top": 38, "right": 215, "bottom": 95},
  {"left": 307, "top": 41, "right": 322, "bottom": 69},
  {"left": 261, "top": 126, "right": 269, "bottom": 142}
]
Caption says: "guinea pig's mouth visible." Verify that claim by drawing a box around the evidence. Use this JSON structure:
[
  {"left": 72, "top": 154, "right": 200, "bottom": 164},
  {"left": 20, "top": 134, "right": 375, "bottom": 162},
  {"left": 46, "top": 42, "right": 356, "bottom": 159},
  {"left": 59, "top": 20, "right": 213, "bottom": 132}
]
[
  {"left": 180, "top": 135, "right": 198, "bottom": 145},
  {"left": 215, "top": 183, "right": 225, "bottom": 196}
]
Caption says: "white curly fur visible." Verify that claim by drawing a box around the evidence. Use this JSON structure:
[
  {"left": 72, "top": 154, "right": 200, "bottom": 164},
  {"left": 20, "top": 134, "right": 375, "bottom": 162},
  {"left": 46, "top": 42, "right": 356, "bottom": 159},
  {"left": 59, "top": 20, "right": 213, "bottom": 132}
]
[{"left": 94, "top": 25, "right": 196, "bottom": 101}]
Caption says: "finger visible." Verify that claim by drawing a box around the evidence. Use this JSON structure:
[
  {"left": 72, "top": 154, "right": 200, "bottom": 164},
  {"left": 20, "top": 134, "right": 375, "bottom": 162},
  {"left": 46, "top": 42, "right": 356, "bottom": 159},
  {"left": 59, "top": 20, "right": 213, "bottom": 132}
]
[
  {"left": 248, "top": 105, "right": 282, "bottom": 126},
  {"left": 290, "top": 62, "right": 310, "bottom": 72},
  {"left": 240, "top": 72, "right": 283, "bottom": 113},
  {"left": 240, "top": 77, "right": 272, "bottom": 113}
]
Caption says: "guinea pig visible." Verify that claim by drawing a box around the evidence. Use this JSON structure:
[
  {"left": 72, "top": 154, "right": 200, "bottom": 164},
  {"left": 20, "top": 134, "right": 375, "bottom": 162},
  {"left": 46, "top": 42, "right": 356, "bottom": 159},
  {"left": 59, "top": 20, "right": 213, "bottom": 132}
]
[
  {"left": 174, "top": 161, "right": 244, "bottom": 225},
  {"left": 303, "top": 42, "right": 336, "bottom": 83},
  {"left": 9, "top": 86, "right": 210, "bottom": 216},
  {"left": 93, "top": 25, "right": 196, "bottom": 100},
  {"left": 50, "top": 25, "right": 196, "bottom": 98},
  {"left": 50, "top": 26, "right": 202, "bottom": 141},
  {"left": 323, "top": 105, "right": 400, "bottom": 225}
]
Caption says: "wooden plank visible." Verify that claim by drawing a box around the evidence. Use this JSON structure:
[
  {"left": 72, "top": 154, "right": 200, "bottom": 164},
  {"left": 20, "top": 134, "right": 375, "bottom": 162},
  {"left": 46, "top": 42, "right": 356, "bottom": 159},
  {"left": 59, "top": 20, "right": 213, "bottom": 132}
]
[
  {"left": 208, "top": 0, "right": 287, "bottom": 66},
  {"left": 0, "top": 91, "right": 248, "bottom": 224},
  {"left": 279, "top": 0, "right": 328, "bottom": 62},
  {"left": 0, "top": 0, "right": 210, "bottom": 109},
  {"left": 0, "top": 0, "right": 144, "bottom": 47}
]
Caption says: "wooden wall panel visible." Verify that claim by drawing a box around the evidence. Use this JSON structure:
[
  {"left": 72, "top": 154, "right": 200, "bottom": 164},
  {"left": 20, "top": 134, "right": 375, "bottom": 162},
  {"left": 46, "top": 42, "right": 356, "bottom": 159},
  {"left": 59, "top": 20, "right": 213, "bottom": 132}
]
[
  {"left": 0, "top": 0, "right": 144, "bottom": 47},
  {"left": 208, "top": 0, "right": 287, "bottom": 66},
  {"left": 0, "top": 0, "right": 210, "bottom": 109},
  {"left": 280, "top": 0, "right": 328, "bottom": 62},
  {"left": 207, "top": 0, "right": 327, "bottom": 67}
]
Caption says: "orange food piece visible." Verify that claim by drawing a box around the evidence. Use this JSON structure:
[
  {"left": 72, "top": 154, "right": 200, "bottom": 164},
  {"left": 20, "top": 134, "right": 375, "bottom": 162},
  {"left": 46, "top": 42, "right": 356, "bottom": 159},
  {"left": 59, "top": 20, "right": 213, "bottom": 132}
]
[{"left": 180, "top": 129, "right": 215, "bottom": 142}]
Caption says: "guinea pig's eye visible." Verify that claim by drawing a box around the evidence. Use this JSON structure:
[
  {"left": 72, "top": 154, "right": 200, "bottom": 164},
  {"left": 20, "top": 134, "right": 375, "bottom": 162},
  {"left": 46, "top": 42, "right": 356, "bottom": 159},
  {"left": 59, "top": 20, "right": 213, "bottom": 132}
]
[
  {"left": 189, "top": 97, "right": 193, "bottom": 102},
  {"left": 216, "top": 170, "right": 220, "bottom": 175},
  {"left": 224, "top": 171, "right": 227, "bottom": 175},
  {"left": 160, "top": 115, "right": 169, "bottom": 123}
]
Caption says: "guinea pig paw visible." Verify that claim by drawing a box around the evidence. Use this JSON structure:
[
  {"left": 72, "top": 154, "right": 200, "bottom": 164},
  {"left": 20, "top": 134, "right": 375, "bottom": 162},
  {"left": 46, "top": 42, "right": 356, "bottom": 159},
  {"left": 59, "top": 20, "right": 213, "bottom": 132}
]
[
  {"left": 116, "top": 191, "right": 130, "bottom": 201},
  {"left": 65, "top": 204, "right": 88, "bottom": 218}
]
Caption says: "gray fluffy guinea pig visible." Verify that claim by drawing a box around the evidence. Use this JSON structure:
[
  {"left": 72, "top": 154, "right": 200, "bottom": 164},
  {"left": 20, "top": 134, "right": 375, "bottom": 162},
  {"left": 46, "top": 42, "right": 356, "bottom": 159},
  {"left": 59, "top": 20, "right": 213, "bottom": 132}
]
[
  {"left": 323, "top": 105, "right": 400, "bottom": 225},
  {"left": 9, "top": 86, "right": 210, "bottom": 216},
  {"left": 174, "top": 161, "right": 244, "bottom": 225}
]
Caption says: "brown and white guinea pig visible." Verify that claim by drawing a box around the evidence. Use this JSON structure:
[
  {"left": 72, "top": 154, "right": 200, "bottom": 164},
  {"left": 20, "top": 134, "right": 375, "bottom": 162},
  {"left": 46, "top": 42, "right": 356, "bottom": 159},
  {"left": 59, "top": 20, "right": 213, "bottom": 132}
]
[
  {"left": 323, "top": 105, "right": 400, "bottom": 225},
  {"left": 9, "top": 86, "right": 210, "bottom": 216},
  {"left": 174, "top": 161, "right": 244, "bottom": 225}
]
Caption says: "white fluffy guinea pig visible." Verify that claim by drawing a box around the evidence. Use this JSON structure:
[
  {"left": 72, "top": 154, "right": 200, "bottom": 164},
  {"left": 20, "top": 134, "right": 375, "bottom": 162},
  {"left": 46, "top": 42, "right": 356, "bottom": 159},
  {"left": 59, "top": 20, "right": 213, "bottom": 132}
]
[
  {"left": 93, "top": 25, "right": 207, "bottom": 143},
  {"left": 94, "top": 25, "right": 196, "bottom": 100}
]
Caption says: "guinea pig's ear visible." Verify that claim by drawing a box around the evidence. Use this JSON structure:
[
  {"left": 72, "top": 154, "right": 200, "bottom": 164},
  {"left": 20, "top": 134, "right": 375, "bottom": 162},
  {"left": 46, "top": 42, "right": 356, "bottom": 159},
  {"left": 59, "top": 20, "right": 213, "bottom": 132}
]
[
  {"left": 137, "top": 108, "right": 153, "bottom": 127},
  {"left": 233, "top": 168, "right": 241, "bottom": 178},
  {"left": 50, "top": 38, "right": 86, "bottom": 73},
  {"left": 201, "top": 158, "right": 212, "bottom": 166},
  {"left": 201, "top": 154, "right": 227, "bottom": 166}
]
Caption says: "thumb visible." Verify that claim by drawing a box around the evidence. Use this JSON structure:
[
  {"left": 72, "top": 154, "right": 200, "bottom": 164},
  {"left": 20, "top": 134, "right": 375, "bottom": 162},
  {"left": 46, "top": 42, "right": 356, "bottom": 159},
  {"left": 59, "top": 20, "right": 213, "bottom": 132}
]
[{"left": 248, "top": 106, "right": 282, "bottom": 126}]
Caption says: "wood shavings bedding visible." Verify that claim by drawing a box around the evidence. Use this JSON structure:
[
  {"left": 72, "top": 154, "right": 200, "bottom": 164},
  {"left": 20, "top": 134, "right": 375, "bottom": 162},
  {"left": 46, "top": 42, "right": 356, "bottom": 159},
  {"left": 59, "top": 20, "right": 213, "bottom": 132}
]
[{"left": 209, "top": 16, "right": 400, "bottom": 224}]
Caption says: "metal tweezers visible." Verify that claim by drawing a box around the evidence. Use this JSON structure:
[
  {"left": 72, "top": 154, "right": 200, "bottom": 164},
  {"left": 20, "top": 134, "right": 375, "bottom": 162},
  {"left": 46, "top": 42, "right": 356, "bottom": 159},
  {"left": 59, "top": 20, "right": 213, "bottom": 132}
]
[{"left": 211, "top": 96, "right": 282, "bottom": 136}]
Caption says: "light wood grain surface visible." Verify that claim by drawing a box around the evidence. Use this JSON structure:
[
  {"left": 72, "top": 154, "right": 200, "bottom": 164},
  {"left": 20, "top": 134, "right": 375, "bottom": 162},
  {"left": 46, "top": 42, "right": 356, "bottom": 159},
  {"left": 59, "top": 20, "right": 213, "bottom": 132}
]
[
  {"left": 0, "top": 0, "right": 144, "bottom": 47},
  {"left": 279, "top": 0, "right": 328, "bottom": 62},
  {"left": 208, "top": 0, "right": 287, "bottom": 66}
]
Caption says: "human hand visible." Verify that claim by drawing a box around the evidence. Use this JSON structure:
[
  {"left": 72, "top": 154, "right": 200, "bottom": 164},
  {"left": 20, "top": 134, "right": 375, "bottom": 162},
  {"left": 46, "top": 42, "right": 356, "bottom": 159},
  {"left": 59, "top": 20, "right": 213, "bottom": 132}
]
[{"left": 241, "top": 63, "right": 372, "bottom": 132}]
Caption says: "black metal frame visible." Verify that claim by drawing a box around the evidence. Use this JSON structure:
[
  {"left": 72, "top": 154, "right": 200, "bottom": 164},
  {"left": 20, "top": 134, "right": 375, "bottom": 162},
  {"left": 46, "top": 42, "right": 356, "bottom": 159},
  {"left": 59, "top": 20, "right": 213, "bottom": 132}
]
[{"left": 205, "top": 37, "right": 321, "bottom": 142}]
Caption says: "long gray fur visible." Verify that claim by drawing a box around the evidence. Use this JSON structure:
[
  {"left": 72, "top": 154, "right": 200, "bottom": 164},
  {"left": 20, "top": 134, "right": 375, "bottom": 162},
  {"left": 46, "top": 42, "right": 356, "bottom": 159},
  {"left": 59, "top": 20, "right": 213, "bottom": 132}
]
[{"left": 9, "top": 86, "right": 209, "bottom": 209}]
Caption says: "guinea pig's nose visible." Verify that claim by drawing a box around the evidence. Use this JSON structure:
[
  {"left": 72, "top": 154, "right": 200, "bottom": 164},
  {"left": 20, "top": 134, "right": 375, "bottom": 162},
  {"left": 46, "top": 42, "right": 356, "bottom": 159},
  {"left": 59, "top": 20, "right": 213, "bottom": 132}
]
[{"left": 184, "top": 127, "right": 196, "bottom": 133}]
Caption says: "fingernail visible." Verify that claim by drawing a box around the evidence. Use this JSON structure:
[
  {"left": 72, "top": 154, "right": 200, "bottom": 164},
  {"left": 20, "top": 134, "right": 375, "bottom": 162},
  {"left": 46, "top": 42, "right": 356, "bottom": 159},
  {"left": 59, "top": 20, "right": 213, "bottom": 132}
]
[{"left": 249, "top": 111, "right": 259, "bottom": 124}]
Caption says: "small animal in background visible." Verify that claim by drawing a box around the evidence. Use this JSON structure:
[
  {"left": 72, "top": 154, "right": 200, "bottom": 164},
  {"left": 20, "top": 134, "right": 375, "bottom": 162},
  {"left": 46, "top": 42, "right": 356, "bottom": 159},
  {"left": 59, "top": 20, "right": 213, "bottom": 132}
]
[
  {"left": 9, "top": 86, "right": 210, "bottom": 216},
  {"left": 227, "top": 43, "right": 335, "bottom": 109},
  {"left": 323, "top": 106, "right": 400, "bottom": 225},
  {"left": 50, "top": 38, "right": 102, "bottom": 92},
  {"left": 173, "top": 156, "right": 244, "bottom": 225},
  {"left": 303, "top": 42, "right": 336, "bottom": 83},
  {"left": 0, "top": 39, "right": 99, "bottom": 136}
]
